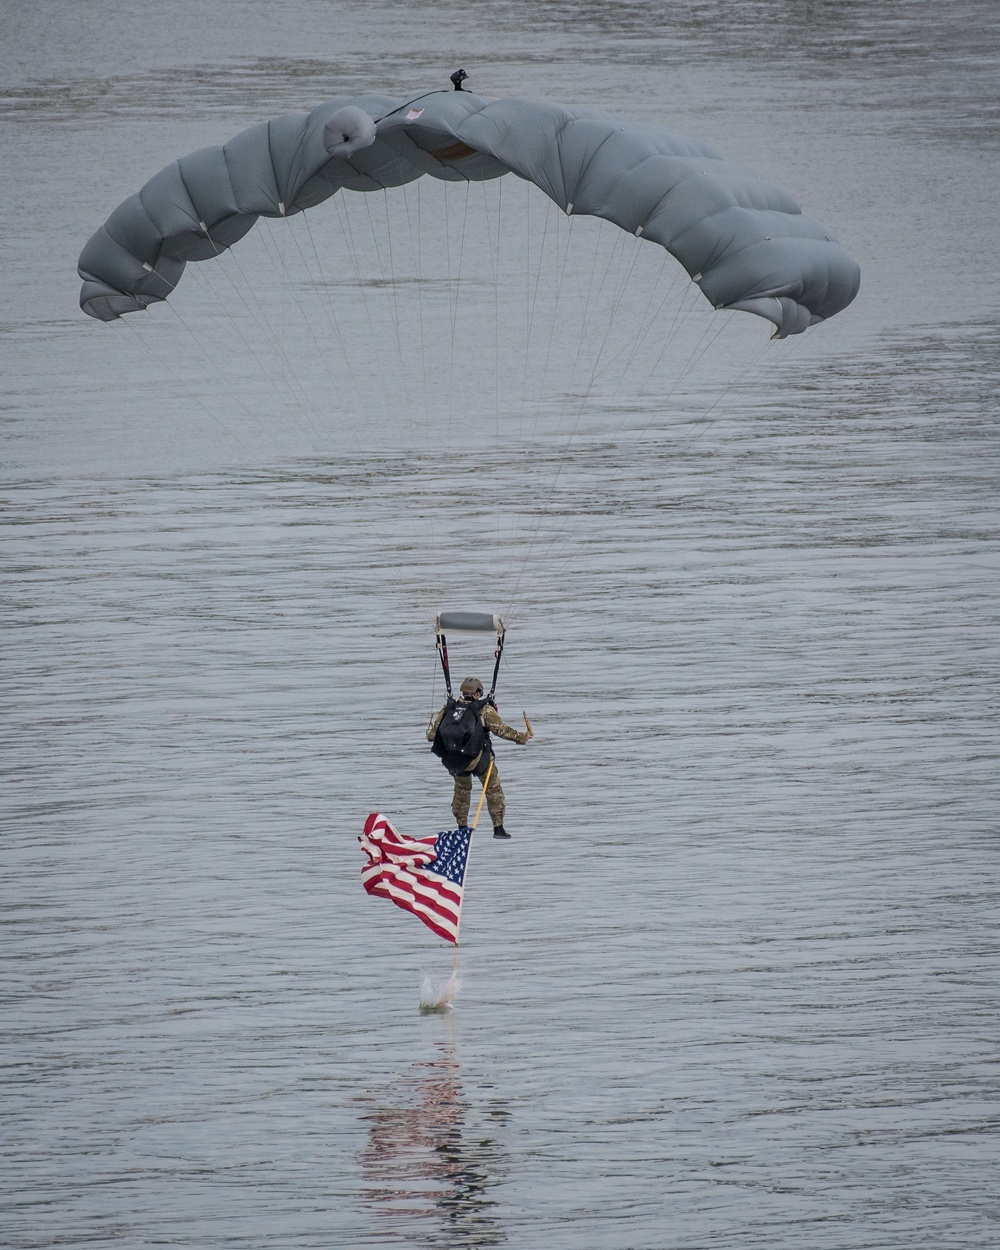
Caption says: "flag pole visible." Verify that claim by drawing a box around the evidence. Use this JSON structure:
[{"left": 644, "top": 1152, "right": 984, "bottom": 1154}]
[
  {"left": 471, "top": 758, "right": 494, "bottom": 832},
  {"left": 454, "top": 756, "right": 494, "bottom": 952}
]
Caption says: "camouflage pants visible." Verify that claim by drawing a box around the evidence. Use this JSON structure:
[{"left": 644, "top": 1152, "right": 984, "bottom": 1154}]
[{"left": 452, "top": 751, "right": 505, "bottom": 828}]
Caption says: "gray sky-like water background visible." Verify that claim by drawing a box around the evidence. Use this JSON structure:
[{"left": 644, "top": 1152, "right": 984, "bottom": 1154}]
[{"left": 3, "top": 2, "right": 999, "bottom": 1247}]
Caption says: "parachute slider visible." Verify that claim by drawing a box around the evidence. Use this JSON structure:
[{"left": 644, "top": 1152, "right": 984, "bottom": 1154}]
[{"left": 435, "top": 611, "right": 504, "bottom": 636}]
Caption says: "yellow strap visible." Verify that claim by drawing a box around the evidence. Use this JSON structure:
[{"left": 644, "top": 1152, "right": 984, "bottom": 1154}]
[{"left": 471, "top": 756, "right": 495, "bottom": 830}]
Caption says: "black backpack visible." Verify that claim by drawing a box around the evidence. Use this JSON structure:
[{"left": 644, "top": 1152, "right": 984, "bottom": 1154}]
[{"left": 431, "top": 697, "right": 489, "bottom": 773}]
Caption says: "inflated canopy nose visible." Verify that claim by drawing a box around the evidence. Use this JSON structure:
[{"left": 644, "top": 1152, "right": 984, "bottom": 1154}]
[{"left": 322, "top": 106, "right": 377, "bottom": 159}]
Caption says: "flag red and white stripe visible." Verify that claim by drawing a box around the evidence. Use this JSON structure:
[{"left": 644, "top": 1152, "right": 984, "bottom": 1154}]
[{"left": 359, "top": 812, "right": 471, "bottom": 944}]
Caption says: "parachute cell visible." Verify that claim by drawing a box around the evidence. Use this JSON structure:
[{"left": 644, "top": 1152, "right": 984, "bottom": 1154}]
[{"left": 78, "top": 88, "right": 860, "bottom": 337}]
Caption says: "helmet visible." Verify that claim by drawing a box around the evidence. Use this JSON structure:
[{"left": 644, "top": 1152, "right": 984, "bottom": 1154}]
[{"left": 460, "top": 676, "right": 484, "bottom": 696}]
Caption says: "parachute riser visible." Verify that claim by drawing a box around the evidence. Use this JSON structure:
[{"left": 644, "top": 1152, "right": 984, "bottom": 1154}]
[
  {"left": 488, "top": 631, "right": 505, "bottom": 703},
  {"left": 433, "top": 611, "right": 506, "bottom": 702},
  {"left": 436, "top": 632, "right": 453, "bottom": 700},
  {"left": 435, "top": 628, "right": 503, "bottom": 702}
]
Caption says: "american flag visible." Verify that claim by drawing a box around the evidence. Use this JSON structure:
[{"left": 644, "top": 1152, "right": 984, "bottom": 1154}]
[{"left": 359, "top": 813, "right": 472, "bottom": 944}]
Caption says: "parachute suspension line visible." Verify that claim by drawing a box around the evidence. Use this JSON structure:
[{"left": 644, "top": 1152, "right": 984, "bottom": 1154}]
[
  {"left": 673, "top": 328, "right": 806, "bottom": 458},
  {"left": 508, "top": 316, "right": 779, "bottom": 616},
  {"left": 117, "top": 316, "right": 268, "bottom": 464},
  {"left": 518, "top": 183, "right": 555, "bottom": 443},
  {"left": 523, "top": 292, "right": 723, "bottom": 554},
  {"left": 447, "top": 180, "right": 474, "bottom": 450},
  {"left": 500, "top": 652, "right": 532, "bottom": 739},
  {"left": 253, "top": 218, "right": 336, "bottom": 448},
  {"left": 507, "top": 193, "right": 625, "bottom": 605},
  {"left": 519, "top": 179, "right": 533, "bottom": 444},
  {"left": 400, "top": 177, "right": 432, "bottom": 441},
  {"left": 595, "top": 249, "right": 681, "bottom": 391},
  {"left": 502, "top": 210, "right": 651, "bottom": 609},
  {"left": 510, "top": 335, "right": 780, "bottom": 618},
  {"left": 262, "top": 215, "right": 364, "bottom": 450},
  {"left": 361, "top": 182, "right": 413, "bottom": 439},
  {"left": 120, "top": 258, "right": 436, "bottom": 600},
  {"left": 298, "top": 209, "right": 378, "bottom": 437},
  {"left": 384, "top": 178, "right": 417, "bottom": 427},
  {"left": 327, "top": 182, "right": 450, "bottom": 599},
  {"left": 295, "top": 214, "right": 446, "bottom": 591},
  {"left": 534, "top": 199, "right": 635, "bottom": 466},
  {"left": 332, "top": 192, "right": 396, "bottom": 426},
  {"left": 180, "top": 259, "right": 318, "bottom": 454},
  {"left": 626, "top": 294, "right": 740, "bottom": 439},
  {"left": 482, "top": 177, "right": 504, "bottom": 594},
  {"left": 399, "top": 176, "right": 441, "bottom": 587},
  {"left": 190, "top": 226, "right": 327, "bottom": 445},
  {"left": 558, "top": 246, "right": 684, "bottom": 473},
  {"left": 161, "top": 290, "right": 308, "bottom": 454},
  {"left": 503, "top": 280, "right": 755, "bottom": 616},
  {"left": 273, "top": 204, "right": 450, "bottom": 604},
  {"left": 566, "top": 218, "right": 630, "bottom": 400},
  {"left": 587, "top": 228, "right": 652, "bottom": 385},
  {"left": 558, "top": 219, "right": 643, "bottom": 438},
  {"left": 127, "top": 234, "right": 312, "bottom": 458},
  {"left": 526, "top": 201, "right": 576, "bottom": 433},
  {"left": 275, "top": 212, "right": 373, "bottom": 439},
  {"left": 501, "top": 196, "right": 585, "bottom": 599},
  {"left": 228, "top": 205, "right": 445, "bottom": 607},
  {"left": 677, "top": 329, "right": 780, "bottom": 452}
]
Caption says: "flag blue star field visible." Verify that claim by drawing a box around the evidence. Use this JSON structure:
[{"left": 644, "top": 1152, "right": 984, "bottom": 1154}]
[{"left": 360, "top": 813, "right": 472, "bottom": 943}]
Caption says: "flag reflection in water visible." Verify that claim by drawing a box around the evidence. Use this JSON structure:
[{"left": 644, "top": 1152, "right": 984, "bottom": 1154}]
[{"left": 357, "top": 1040, "right": 509, "bottom": 1245}]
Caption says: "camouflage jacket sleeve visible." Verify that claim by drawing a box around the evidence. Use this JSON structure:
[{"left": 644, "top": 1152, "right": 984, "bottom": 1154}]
[
  {"left": 426, "top": 706, "right": 445, "bottom": 742},
  {"left": 483, "top": 704, "right": 529, "bottom": 745}
]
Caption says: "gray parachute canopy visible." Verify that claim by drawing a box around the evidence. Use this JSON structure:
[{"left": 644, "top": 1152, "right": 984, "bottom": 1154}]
[{"left": 78, "top": 88, "right": 860, "bottom": 338}]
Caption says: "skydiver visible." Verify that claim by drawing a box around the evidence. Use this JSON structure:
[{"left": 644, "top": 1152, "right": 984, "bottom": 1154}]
[{"left": 427, "top": 675, "right": 532, "bottom": 839}]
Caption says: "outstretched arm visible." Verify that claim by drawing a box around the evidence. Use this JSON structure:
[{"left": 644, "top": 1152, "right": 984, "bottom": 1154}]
[{"left": 484, "top": 704, "right": 530, "bottom": 744}]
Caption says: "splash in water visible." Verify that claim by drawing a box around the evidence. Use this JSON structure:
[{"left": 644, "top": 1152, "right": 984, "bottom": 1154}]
[{"left": 419, "top": 970, "right": 461, "bottom": 1013}]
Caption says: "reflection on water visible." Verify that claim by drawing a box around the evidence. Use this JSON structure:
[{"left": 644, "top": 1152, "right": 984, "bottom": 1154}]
[{"left": 358, "top": 1039, "right": 507, "bottom": 1248}]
